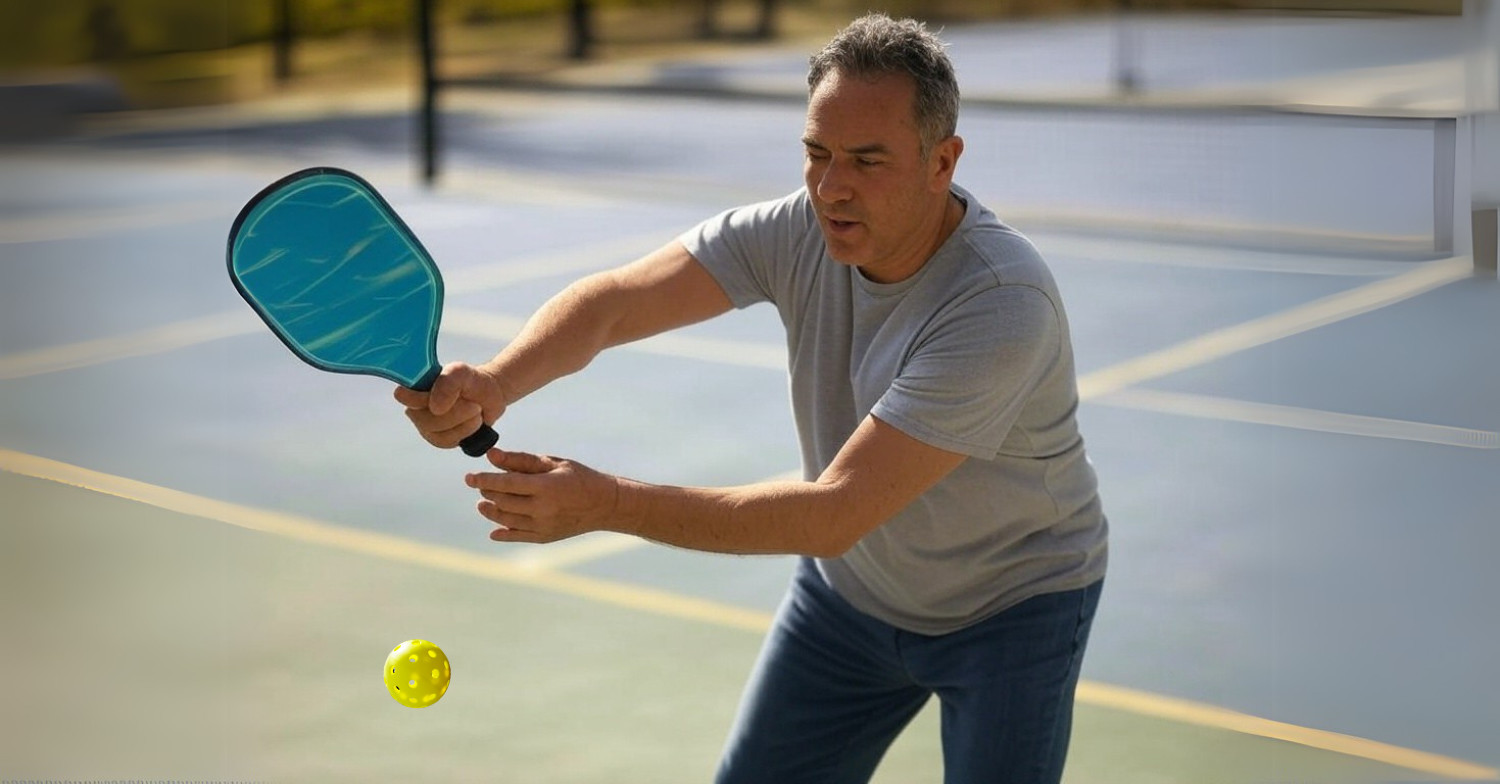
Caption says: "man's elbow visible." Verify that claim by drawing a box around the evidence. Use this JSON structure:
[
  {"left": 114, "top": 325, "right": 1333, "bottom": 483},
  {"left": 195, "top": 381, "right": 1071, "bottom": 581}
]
[
  {"left": 802, "top": 507, "right": 879, "bottom": 559},
  {"left": 805, "top": 537, "right": 854, "bottom": 559}
]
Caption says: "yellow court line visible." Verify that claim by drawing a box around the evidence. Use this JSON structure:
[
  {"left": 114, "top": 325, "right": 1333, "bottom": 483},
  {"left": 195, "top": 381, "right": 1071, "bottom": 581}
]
[
  {"left": 2, "top": 446, "right": 1495, "bottom": 781},
  {"left": 506, "top": 532, "right": 653, "bottom": 572},
  {"left": 1078, "top": 681, "right": 1499, "bottom": 781},
  {"left": 0, "top": 447, "right": 772, "bottom": 634},
  {"left": 1096, "top": 388, "right": 1500, "bottom": 449}
]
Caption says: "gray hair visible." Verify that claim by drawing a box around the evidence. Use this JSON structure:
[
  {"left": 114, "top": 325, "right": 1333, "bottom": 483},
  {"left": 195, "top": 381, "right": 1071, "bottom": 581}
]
[{"left": 807, "top": 13, "right": 960, "bottom": 158}]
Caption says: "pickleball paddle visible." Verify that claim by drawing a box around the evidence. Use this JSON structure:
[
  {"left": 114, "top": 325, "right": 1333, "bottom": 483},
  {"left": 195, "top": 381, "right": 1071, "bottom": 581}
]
[{"left": 227, "top": 167, "right": 498, "bottom": 457}]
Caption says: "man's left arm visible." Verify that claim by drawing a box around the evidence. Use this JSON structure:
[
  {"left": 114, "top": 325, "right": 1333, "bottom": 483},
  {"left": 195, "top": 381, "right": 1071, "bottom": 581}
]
[{"left": 466, "top": 414, "right": 966, "bottom": 557}]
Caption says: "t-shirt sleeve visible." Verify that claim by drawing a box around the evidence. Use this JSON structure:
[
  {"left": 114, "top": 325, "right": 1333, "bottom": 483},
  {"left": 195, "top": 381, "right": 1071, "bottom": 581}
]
[
  {"left": 872, "top": 285, "right": 1062, "bottom": 458},
  {"left": 677, "top": 189, "right": 814, "bottom": 310}
]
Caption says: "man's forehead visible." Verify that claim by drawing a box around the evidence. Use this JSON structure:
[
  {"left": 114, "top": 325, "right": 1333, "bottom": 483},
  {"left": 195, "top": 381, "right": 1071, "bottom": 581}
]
[
  {"left": 803, "top": 71, "right": 921, "bottom": 148},
  {"left": 811, "top": 69, "right": 915, "bottom": 108}
]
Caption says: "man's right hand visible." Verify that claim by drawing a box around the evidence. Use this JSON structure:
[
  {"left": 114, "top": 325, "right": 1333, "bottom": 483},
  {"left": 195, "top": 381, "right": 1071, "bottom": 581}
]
[{"left": 394, "top": 361, "right": 508, "bottom": 450}]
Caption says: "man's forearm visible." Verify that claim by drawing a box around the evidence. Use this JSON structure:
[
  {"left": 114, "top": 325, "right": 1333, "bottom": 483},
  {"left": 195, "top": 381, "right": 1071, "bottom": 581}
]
[
  {"left": 484, "top": 275, "right": 620, "bottom": 406},
  {"left": 482, "top": 242, "right": 733, "bottom": 407},
  {"left": 609, "top": 477, "right": 861, "bottom": 559}
]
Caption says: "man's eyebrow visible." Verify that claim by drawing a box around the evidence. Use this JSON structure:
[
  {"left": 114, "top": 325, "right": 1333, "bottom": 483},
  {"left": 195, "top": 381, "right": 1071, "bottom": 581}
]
[{"left": 800, "top": 138, "right": 890, "bottom": 156}]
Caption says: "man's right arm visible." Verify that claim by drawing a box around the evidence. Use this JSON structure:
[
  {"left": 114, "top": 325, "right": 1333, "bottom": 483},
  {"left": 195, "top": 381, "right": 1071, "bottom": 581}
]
[
  {"left": 491, "top": 239, "right": 733, "bottom": 403},
  {"left": 395, "top": 240, "right": 734, "bottom": 449}
]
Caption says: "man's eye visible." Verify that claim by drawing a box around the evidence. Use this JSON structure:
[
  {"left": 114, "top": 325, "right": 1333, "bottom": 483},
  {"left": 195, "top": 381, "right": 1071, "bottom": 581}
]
[
  {"left": 806, "top": 150, "right": 830, "bottom": 161},
  {"left": 856, "top": 158, "right": 880, "bottom": 167}
]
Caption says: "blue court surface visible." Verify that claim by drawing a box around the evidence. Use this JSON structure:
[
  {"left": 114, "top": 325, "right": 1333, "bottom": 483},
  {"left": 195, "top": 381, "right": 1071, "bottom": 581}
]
[{"left": 2, "top": 14, "right": 1498, "bottom": 783}]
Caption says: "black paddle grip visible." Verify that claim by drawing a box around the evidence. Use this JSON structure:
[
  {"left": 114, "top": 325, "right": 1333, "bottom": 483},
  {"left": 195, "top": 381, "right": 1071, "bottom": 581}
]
[{"left": 460, "top": 424, "right": 500, "bottom": 457}]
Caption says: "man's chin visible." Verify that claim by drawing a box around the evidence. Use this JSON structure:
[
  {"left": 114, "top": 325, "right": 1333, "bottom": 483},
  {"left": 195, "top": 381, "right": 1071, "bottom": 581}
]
[{"left": 818, "top": 235, "right": 862, "bottom": 266}]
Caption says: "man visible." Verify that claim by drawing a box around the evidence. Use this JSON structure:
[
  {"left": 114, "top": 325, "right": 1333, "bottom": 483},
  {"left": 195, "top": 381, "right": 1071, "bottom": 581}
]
[{"left": 396, "top": 13, "right": 1107, "bottom": 783}]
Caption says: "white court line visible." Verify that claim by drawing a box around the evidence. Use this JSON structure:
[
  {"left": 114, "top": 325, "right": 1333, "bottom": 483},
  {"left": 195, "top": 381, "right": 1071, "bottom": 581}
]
[
  {"left": 0, "top": 311, "right": 260, "bottom": 381},
  {"left": 1076, "top": 256, "right": 1474, "bottom": 400},
  {"left": 1097, "top": 388, "right": 1500, "bottom": 449},
  {"left": 442, "top": 308, "right": 788, "bottom": 371},
  {"left": 0, "top": 250, "right": 1473, "bottom": 410},
  {"left": 0, "top": 235, "right": 668, "bottom": 381},
  {"left": 2, "top": 446, "right": 1494, "bottom": 782},
  {"left": 1032, "top": 232, "right": 1429, "bottom": 276},
  {"left": 0, "top": 201, "right": 238, "bottom": 244},
  {"left": 443, "top": 231, "right": 672, "bottom": 295},
  {"left": 0, "top": 154, "right": 644, "bottom": 248}
]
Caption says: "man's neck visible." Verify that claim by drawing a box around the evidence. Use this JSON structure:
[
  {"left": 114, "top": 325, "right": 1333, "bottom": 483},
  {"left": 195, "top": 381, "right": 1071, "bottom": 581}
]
[{"left": 889, "top": 192, "right": 964, "bottom": 283}]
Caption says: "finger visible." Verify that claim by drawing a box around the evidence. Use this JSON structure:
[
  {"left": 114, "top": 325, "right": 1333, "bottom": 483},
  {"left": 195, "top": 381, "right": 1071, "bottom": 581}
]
[
  {"left": 405, "top": 400, "right": 483, "bottom": 442},
  {"left": 430, "top": 414, "right": 486, "bottom": 448},
  {"left": 489, "top": 525, "right": 544, "bottom": 544},
  {"left": 478, "top": 489, "right": 536, "bottom": 515},
  {"left": 485, "top": 448, "right": 556, "bottom": 474},
  {"left": 393, "top": 385, "right": 428, "bottom": 409},
  {"left": 467, "top": 470, "right": 533, "bottom": 496},
  {"left": 477, "top": 500, "right": 535, "bottom": 531},
  {"left": 428, "top": 363, "right": 471, "bottom": 417}
]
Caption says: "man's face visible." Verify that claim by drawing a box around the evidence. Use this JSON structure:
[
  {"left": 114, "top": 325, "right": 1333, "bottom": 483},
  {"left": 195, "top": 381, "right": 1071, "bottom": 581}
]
[{"left": 802, "top": 68, "right": 960, "bottom": 283}]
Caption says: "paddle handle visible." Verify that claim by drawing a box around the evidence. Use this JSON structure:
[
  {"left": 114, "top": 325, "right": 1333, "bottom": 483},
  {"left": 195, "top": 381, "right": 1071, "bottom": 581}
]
[
  {"left": 459, "top": 425, "right": 499, "bottom": 458},
  {"left": 411, "top": 367, "right": 499, "bottom": 458}
]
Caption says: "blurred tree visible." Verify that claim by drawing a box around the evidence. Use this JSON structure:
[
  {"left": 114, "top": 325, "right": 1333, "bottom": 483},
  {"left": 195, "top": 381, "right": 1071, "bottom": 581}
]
[
  {"left": 273, "top": 0, "right": 294, "bottom": 82},
  {"left": 698, "top": 0, "right": 778, "bottom": 39},
  {"left": 698, "top": 0, "right": 720, "bottom": 38},
  {"left": 568, "top": 0, "right": 594, "bottom": 59},
  {"left": 755, "top": 0, "right": 777, "bottom": 38},
  {"left": 85, "top": 2, "right": 127, "bottom": 60}
]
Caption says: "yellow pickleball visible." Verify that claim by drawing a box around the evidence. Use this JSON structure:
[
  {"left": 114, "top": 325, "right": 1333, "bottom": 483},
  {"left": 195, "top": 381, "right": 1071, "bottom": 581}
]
[{"left": 383, "top": 639, "right": 450, "bottom": 708}]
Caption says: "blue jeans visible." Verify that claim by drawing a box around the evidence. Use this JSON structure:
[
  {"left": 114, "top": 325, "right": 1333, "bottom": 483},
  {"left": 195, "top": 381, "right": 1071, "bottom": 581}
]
[{"left": 716, "top": 559, "right": 1103, "bottom": 784}]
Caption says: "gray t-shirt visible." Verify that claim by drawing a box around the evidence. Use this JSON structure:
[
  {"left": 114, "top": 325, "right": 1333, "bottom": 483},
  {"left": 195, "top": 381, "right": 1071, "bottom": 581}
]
[{"left": 680, "top": 185, "right": 1108, "bottom": 634}]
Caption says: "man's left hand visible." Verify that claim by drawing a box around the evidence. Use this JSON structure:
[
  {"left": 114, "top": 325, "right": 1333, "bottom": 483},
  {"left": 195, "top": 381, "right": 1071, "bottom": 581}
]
[{"left": 466, "top": 449, "right": 621, "bottom": 544}]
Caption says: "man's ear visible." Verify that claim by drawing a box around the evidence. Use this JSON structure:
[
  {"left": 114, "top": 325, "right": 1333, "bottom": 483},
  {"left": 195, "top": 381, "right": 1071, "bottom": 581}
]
[{"left": 929, "top": 135, "right": 964, "bottom": 191}]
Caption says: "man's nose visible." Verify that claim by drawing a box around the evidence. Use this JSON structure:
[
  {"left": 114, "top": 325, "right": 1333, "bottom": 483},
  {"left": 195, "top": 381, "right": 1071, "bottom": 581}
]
[{"left": 814, "top": 160, "right": 854, "bottom": 203}]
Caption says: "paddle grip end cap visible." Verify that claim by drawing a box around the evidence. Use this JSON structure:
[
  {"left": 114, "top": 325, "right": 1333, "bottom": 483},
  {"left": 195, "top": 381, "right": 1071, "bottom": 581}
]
[{"left": 460, "top": 424, "right": 499, "bottom": 457}]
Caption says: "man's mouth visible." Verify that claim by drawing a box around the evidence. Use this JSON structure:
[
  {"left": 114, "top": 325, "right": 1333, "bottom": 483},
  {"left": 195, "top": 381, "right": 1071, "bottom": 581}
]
[{"left": 824, "top": 216, "right": 860, "bottom": 233}]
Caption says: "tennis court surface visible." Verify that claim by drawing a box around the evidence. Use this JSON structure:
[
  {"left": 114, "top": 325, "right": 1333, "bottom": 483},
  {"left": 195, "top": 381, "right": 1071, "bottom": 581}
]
[{"left": 3, "top": 13, "right": 1498, "bottom": 783}]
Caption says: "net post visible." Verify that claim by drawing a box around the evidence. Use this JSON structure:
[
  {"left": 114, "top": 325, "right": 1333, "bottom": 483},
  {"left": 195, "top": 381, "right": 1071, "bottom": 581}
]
[
  {"left": 273, "top": 0, "right": 293, "bottom": 84},
  {"left": 1433, "top": 118, "right": 1457, "bottom": 256},
  {"left": 1475, "top": 208, "right": 1498, "bottom": 278},
  {"left": 416, "top": 0, "right": 439, "bottom": 186},
  {"left": 569, "top": 0, "right": 594, "bottom": 60}
]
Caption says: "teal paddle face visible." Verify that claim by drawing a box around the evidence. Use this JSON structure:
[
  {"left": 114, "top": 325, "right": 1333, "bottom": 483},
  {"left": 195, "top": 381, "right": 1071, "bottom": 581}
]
[
  {"left": 229, "top": 168, "right": 443, "bottom": 389},
  {"left": 228, "top": 167, "right": 496, "bottom": 456}
]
